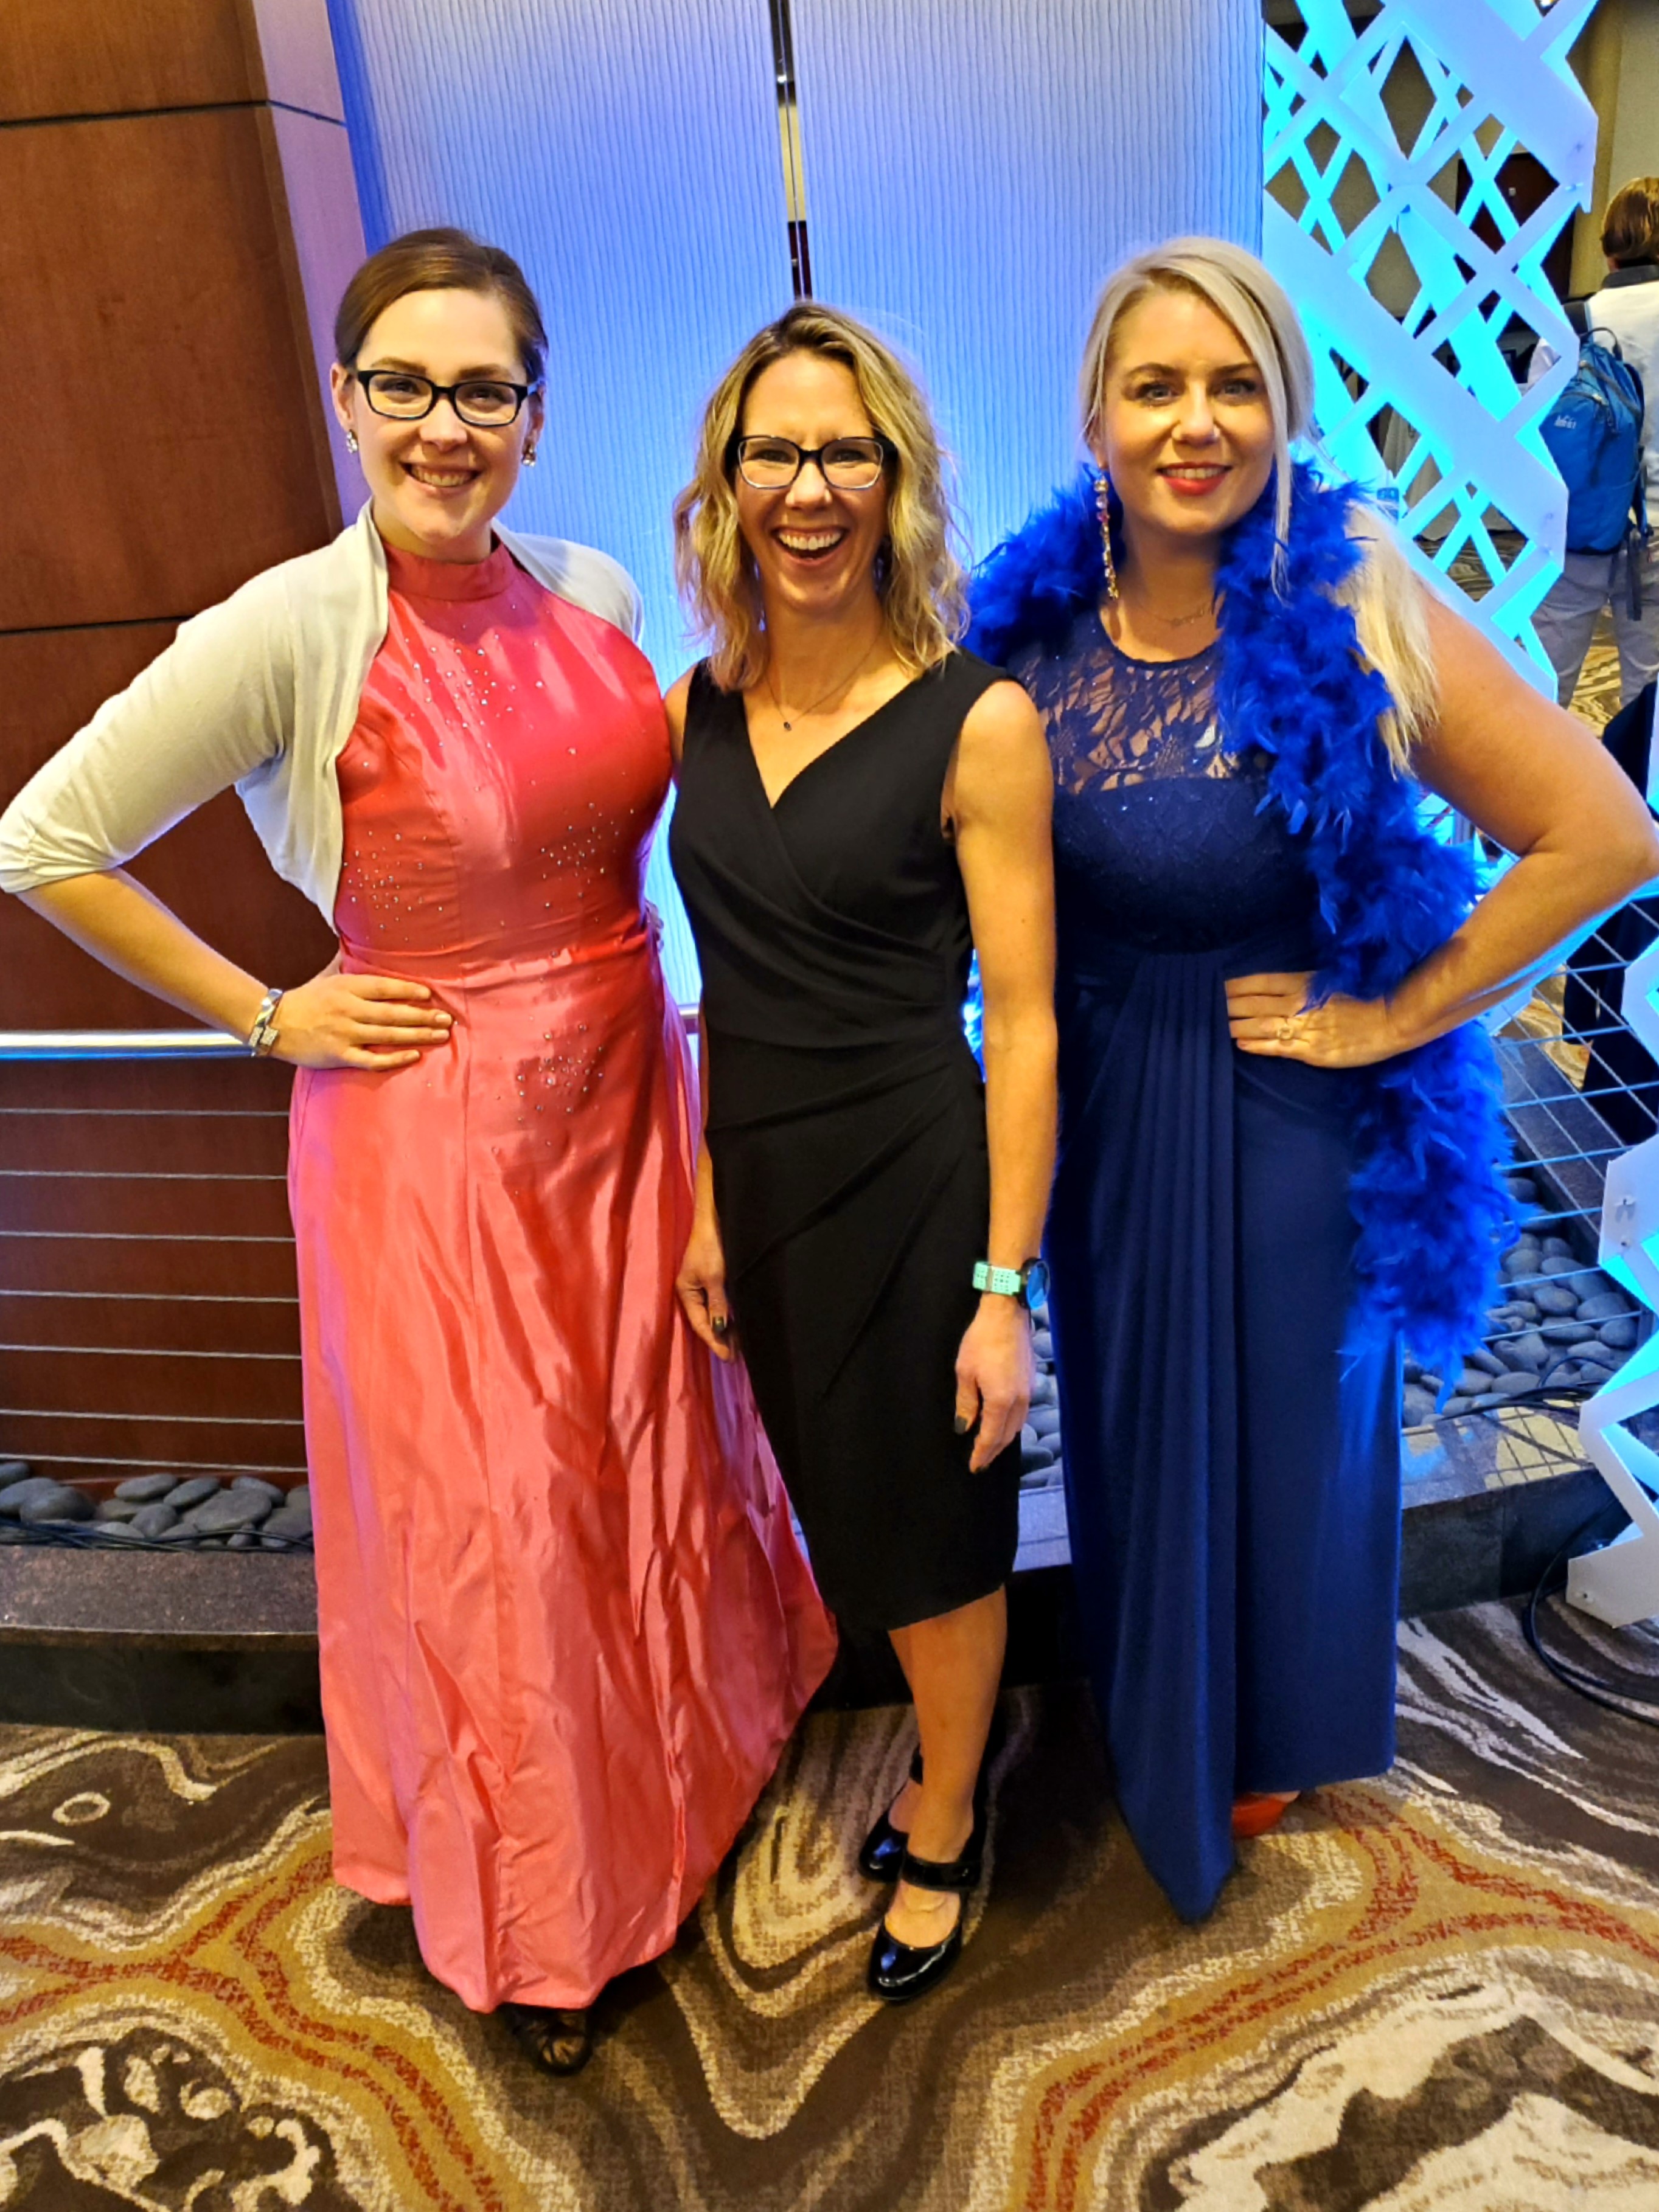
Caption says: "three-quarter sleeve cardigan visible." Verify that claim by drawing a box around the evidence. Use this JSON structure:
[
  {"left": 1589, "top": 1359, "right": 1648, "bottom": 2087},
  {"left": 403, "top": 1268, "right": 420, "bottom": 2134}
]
[{"left": 0, "top": 505, "right": 643, "bottom": 922}]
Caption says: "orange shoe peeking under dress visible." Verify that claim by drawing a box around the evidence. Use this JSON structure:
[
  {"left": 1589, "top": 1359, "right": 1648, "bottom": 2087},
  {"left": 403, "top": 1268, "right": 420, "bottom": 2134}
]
[{"left": 1231, "top": 1791, "right": 1299, "bottom": 1839}]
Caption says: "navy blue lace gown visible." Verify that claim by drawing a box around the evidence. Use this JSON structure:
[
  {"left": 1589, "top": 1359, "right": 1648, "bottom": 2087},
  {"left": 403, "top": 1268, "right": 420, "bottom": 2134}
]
[{"left": 1015, "top": 612, "right": 1401, "bottom": 1921}]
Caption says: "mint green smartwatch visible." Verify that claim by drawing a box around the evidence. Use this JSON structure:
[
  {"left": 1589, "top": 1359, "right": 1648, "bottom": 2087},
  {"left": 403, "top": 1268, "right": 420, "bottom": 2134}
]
[{"left": 973, "top": 1258, "right": 1049, "bottom": 1310}]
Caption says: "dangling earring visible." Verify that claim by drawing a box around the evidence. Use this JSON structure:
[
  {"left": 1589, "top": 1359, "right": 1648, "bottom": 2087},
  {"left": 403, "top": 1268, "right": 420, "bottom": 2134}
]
[
  {"left": 523, "top": 444, "right": 537, "bottom": 468},
  {"left": 345, "top": 429, "right": 359, "bottom": 453},
  {"left": 1094, "top": 470, "right": 1118, "bottom": 601}
]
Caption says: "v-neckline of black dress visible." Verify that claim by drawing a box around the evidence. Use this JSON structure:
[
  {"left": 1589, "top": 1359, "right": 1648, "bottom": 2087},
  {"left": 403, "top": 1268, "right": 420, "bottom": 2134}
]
[{"left": 742, "top": 672, "right": 928, "bottom": 813}]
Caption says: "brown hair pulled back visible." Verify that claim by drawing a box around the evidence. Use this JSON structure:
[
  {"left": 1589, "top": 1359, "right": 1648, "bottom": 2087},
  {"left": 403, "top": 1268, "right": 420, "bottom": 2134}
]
[
  {"left": 1602, "top": 178, "right": 1659, "bottom": 268},
  {"left": 333, "top": 227, "right": 548, "bottom": 384}
]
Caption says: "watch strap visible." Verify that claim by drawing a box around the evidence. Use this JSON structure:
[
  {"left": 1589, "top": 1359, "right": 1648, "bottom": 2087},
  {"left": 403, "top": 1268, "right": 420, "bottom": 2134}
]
[
  {"left": 246, "top": 986, "right": 285, "bottom": 1058},
  {"left": 972, "top": 1261, "right": 1024, "bottom": 1298}
]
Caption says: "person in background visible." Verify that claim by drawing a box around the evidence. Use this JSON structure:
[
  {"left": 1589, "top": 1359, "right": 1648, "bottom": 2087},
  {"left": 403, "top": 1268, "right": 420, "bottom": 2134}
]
[
  {"left": 1531, "top": 176, "right": 1659, "bottom": 709},
  {"left": 0, "top": 228, "right": 834, "bottom": 2075},
  {"left": 972, "top": 237, "right": 1659, "bottom": 1924},
  {"left": 668, "top": 303, "right": 1056, "bottom": 2003}
]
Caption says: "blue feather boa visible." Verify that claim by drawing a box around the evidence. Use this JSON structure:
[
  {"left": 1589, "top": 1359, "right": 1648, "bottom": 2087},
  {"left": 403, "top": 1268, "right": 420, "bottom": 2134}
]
[{"left": 970, "top": 462, "right": 1513, "bottom": 1373}]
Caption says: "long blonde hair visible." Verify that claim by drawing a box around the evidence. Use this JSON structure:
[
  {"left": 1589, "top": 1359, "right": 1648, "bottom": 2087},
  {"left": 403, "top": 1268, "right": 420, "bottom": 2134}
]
[
  {"left": 673, "top": 302, "right": 967, "bottom": 692},
  {"left": 1079, "top": 237, "right": 1435, "bottom": 767}
]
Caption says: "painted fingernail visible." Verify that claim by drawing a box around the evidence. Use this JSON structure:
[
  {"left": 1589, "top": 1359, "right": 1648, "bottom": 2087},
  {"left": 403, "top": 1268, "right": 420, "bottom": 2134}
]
[
  {"left": 953, "top": 1415, "right": 970, "bottom": 1434},
  {"left": 711, "top": 1314, "right": 728, "bottom": 1336}
]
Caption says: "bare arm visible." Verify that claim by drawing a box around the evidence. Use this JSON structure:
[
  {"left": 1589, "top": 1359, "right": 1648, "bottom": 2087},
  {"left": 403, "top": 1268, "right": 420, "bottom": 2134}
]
[
  {"left": 20, "top": 872, "right": 452, "bottom": 1070},
  {"left": 1227, "top": 594, "right": 1659, "bottom": 1064},
  {"left": 948, "top": 679, "right": 1059, "bottom": 1469}
]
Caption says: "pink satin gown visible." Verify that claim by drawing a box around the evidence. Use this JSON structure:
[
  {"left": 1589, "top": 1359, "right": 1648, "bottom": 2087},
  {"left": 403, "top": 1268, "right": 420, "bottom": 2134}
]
[{"left": 287, "top": 540, "right": 835, "bottom": 2012}]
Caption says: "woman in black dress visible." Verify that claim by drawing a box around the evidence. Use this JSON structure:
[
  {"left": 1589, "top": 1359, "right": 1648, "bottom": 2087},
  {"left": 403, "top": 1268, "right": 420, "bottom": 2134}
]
[{"left": 667, "top": 303, "right": 1056, "bottom": 2002}]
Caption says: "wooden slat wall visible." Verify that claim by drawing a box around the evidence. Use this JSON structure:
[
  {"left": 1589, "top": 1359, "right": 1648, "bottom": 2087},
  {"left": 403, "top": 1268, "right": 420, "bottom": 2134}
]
[{"left": 0, "top": 0, "right": 363, "bottom": 1491}]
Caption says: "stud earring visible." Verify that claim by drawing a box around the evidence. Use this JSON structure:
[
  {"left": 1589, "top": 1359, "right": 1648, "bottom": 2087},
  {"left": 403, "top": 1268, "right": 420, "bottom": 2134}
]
[
  {"left": 1094, "top": 470, "right": 1118, "bottom": 601},
  {"left": 523, "top": 445, "right": 537, "bottom": 468},
  {"left": 345, "top": 429, "right": 359, "bottom": 453}
]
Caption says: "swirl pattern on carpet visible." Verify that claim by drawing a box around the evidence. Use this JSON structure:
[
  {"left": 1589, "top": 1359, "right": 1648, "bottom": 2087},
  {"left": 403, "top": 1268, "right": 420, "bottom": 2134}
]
[{"left": 0, "top": 1599, "right": 1656, "bottom": 2208}]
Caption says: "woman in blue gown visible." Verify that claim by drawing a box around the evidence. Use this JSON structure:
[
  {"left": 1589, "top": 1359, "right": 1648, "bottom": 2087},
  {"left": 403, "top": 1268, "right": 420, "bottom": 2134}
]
[{"left": 973, "top": 238, "right": 1659, "bottom": 1920}]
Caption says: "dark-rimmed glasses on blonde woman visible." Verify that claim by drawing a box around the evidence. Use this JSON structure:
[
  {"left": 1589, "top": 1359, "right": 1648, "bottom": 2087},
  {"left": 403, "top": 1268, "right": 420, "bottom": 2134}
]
[{"left": 729, "top": 435, "right": 894, "bottom": 491}]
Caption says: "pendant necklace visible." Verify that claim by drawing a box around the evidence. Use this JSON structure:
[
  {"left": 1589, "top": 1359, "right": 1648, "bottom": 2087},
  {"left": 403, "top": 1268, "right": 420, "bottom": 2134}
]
[{"left": 765, "top": 634, "right": 881, "bottom": 730}]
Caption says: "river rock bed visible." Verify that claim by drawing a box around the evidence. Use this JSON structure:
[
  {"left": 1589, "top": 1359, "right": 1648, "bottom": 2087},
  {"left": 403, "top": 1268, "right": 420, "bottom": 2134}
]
[
  {"left": 1400, "top": 1168, "right": 1650, "bottom": 1427},
  {"left": 0, "top": 1461, "right": 311, "bottom": 1549}
]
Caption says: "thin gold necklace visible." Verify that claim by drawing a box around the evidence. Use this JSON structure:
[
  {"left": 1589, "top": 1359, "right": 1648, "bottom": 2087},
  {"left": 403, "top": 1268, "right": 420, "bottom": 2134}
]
[
  {"left": 765, "top": 634, "right": 882, "bottom": 731},
  {"left": 1122, "top": 583, "right": 1215, "bottom": 629}
]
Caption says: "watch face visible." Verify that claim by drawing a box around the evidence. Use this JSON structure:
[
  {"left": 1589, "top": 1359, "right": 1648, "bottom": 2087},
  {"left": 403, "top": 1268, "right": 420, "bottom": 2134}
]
[{"left": 1023, "top": 1260, "right": 1050, "bottom": 1310}]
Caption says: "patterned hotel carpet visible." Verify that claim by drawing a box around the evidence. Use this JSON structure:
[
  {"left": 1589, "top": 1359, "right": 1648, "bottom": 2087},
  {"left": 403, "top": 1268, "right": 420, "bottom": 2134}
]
[{"left": 0, "top": 1601, "right": 1656, "bottom": 2210}]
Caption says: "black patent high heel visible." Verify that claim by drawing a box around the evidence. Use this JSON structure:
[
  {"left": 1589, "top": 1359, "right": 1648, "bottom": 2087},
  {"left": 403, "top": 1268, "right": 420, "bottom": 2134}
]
[
  {"left": 857, "top": 1745, "right": 923, "bottom": 1881},
  {"left": 501, "top": 2001, "right": 593, "bottom": 2075},
  {"left": 866, "top": 1795, "right": 987, "bottom": 2005}
]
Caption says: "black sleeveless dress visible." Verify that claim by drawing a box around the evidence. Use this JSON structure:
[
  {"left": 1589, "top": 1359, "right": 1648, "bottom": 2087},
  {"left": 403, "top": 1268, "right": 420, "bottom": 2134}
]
[{"left": 669, "top": 652, "right": 1021, "bottom": 1632}]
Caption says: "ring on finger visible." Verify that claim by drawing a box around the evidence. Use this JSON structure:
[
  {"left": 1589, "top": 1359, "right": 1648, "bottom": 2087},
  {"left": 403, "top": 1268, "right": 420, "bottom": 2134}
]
[{"left": 1276, "top": 1016, "right": 1298, "bottom": 1044}]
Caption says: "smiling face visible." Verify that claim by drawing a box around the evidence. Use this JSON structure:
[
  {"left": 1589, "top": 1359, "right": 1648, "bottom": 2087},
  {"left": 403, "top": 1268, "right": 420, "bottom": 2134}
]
[
  {"left": 330, "top": 286, "right": 543, "bottom": 563},
  {"left": 1090, "top": 285, "right": 1276, "bottom": 559},
  {"left": 732, "top": 350, "right": 891, "bottom": 628}
]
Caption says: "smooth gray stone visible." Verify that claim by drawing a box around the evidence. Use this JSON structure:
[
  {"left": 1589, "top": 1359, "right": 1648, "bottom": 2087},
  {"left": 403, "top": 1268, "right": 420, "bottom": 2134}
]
[
  {"left": 227, "top": 1530, "right": 260, "bottom": 1550},
  {"left": 0, "top": 1486, "right": 63, "bottom": 1522},
  {"left": 1457, "top": 1367, "right": 1494, "bottom": 1396},
  {"left": 1019, "top": 1424, "right": 1037, "bottom": 1452},
  {"left": 1500, "top": 1243, "right": 1540, "bottom": 1281},
  {"left": 153, "top": 1524, "right": 200, "bottom": 1544},
  {"left": 1540, "top": 1237, "right": 1577, "bottom": 1261},
  {"left": 1484, "top": 1308, "right": 1526, "bottom": 1330},
  {"left": 1544, "top": 1362, "right": 1582, "bottom": 1389},
  {"left": 0, "top": 1479, "right": 69, "bottom": 1519},
  {"left": 1534, "top": 1255, "right": 1578, "bottom": 1281},
  {"left": 260, "top": 1505, "right": 313, "bottom": 1543},
  {"left": 1578, "top": 1292, "right": 1629, "bottom": 1323},
  {"left": 1441, "top": 1395, "right": 1473, "bottom": 1415},
  {"left": 1020, "top": 1444, "right": 1056, "bottom": 1472},
  {"left": 1402, "top": 1384, "right": 1438, "bottom": 1426},
  {"left": 1577, "top": 1361, "right": 1617, "bottom": 1387},
  {"left": 1510, "top": 1301, "right": 1540, "bottom": 1322},
  {"left": 1541, "top": 1320, "right": 1596, "bottom": 1345},
  {"left": 1417, "top": 1373, "right": 1443, "bottom": 1396},
  {"left": 114, "top": 1474, "right": 180, "bottom": 1503},
  {"left": 1563, "top": 1271, "right": 1610, "bottom": 1302},
  {"left": 94, "top": 1498, "right": 143, "bottom": 1522},
  {"left": 1029, "top": 1407, "right": 1062, "bottom": 1440},
  {"left": 19, "top": 1485, "right": 94, "bottom": 1525},
  {"left": 1601, "top": 1317, "right": 1640, "bottom": 1351},
  {"left": 1464, "top": 1348, "right": 1506, "bottom": 1378},
  {"left": 1504, "top": 1173, "right": 1538, "bottom": 1201},
  {"left": 1532, "top": 1285, "right": 1580, "bottom": 1316},
  {"left": 1029, "top": 1374, "right": 1058, "bottom": 1409},
  {"left": 1501, "top": 1331, "right": 1551, "bottom": 1373},
  {"left": 129, "top": 1503, "right": 179, "bottom": 1539},
  {"left": 231, "top": 1477, "right": 286, "bottom": 1504},
  {"left": 165, "top": 1478, "right": 222, "bottom": 1512},
  {"left": 1031, "top": 1328, "right": 1054, "bottom": 1362},
  {"left": 0, "top": 1461, "right": 32, "bottom": 1491},
  {"left": 1486, "top": 1371, "right": 1537, "bottom": 1399},
  {"left": 183, "top": 1490, "right": 274, "bottom": 1536}
]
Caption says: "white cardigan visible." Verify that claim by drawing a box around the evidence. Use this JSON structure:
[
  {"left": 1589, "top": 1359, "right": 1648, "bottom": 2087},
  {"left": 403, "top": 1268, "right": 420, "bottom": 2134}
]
[{"left": 0, "top": 505, "right": 643, "bottom": 921}]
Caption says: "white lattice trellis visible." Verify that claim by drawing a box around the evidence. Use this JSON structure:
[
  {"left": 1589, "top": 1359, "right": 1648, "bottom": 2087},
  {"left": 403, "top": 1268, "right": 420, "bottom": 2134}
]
[{"left": 1262, "top": 0, "right": 1599, "bottom": 689}]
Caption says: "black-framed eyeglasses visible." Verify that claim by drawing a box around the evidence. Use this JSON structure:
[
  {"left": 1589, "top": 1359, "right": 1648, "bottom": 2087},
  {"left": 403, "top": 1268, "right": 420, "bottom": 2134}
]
[
  {"left": 352, "top": 367, "right": 540, "bottom": 428},
  {"left": 728, "top": 434, "right": 894, "bottom": 491}
]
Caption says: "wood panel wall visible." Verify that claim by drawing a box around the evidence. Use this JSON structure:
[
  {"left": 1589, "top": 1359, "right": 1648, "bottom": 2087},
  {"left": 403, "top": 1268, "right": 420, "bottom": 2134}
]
[{"left": 0, "top": 0, "right": 364, "bottom": 1489}]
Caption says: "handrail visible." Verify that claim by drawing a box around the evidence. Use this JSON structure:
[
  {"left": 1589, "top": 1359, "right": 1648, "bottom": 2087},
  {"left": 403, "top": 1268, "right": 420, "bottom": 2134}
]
[
  {"left": 0, "top": 1031, "right": 244, "bottom": 1061},
  {"left": 0, "top": 1011, "right": 702, "bottom": 1059}
]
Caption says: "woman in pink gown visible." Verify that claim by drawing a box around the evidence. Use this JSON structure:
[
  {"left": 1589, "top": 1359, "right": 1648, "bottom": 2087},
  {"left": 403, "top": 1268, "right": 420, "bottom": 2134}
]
[{"left": 0, "top": 231, "right": 834, "bottom": 2073}]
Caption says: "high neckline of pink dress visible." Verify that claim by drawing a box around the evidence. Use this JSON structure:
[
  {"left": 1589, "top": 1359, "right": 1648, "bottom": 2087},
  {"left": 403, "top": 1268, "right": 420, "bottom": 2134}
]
[{"left": 381, "top": 535, "right": 518, "bottom": 602}]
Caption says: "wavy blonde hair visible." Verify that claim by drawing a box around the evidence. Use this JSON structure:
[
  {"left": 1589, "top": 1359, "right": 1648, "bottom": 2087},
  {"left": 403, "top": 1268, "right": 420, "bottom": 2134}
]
[
  {"left": 1079, "top": 236, "right": 1436, "bottom": 768},
  {"left": 673, "top": 302, "right": 967, "bottom": 692}
]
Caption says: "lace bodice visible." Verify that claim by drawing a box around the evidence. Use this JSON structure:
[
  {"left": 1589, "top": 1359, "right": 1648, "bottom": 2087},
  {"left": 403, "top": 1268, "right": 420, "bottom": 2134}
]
[{"left": 1017, "top": 609, "right": 1318, "bottom": 957}]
